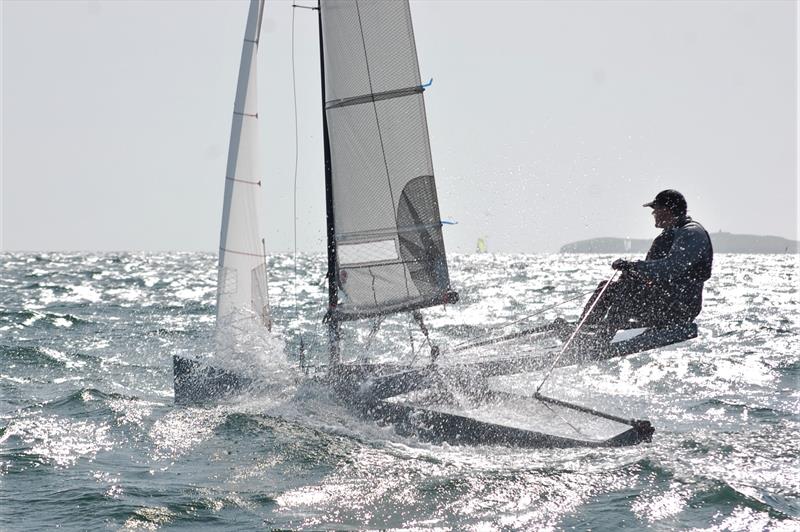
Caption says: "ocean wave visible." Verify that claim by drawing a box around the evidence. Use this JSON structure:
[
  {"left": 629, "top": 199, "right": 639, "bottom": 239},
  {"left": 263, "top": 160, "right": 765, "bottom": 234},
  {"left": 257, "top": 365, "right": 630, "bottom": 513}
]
[
  {"left": 0, "top": 412, "right": 114, "bottom": 468},
  {"left": 1, "top": 252, "right": 798, "bottom": 529},
  {"left": 0, "top": 345, "right": 98, "bottom": 369},
  {"left": 690, "top": 480, "right": 797, "bottom": 520}
]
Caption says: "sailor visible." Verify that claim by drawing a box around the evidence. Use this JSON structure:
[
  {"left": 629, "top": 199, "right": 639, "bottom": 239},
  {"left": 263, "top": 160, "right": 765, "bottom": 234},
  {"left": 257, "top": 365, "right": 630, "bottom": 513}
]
[{"left": 577, "top": 189, "right": 713, "bottom": 333}]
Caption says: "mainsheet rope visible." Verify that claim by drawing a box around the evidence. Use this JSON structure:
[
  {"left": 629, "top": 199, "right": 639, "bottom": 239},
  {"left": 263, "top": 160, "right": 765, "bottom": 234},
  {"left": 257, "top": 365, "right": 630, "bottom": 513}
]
[{"left": 535, "top": 270, "right": 619, "bottom": 394}]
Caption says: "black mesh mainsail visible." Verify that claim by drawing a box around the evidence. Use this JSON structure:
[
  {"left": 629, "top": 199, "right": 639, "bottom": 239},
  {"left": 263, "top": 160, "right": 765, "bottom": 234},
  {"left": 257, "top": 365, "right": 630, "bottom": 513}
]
[{"left": 321, "top": 0, "right": 454, "bottom": 321}]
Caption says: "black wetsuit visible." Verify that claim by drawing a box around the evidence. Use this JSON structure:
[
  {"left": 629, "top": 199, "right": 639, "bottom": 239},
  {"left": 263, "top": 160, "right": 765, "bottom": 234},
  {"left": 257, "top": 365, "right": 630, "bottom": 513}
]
[{"left": 582, "top": 217, "right": 713, "bottom": 329}]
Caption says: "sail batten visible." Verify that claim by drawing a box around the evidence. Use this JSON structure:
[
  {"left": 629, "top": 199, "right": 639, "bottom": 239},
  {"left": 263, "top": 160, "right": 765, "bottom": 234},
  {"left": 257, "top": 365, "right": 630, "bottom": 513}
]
[
  {"left": 320, "top": 0, "right": 454, "bottom": 321},
  {"left": 326, "top": 84, "right": 425, "bottom": 109},
  {"left": 216, "top": 0, "right": 270, "bottom": 331}
]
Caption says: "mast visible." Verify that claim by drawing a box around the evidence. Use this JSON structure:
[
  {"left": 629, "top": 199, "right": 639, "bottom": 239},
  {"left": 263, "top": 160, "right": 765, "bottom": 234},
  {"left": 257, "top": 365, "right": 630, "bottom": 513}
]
[{"left": 318, "top": 0, "right": 340, "bottom": 365}]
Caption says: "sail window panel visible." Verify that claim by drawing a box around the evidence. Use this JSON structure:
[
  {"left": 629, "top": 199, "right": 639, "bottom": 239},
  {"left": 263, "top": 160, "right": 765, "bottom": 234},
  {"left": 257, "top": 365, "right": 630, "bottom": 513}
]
[
  {"left": 218, "top": 259, "right": 247, "bottom": 313},
  {"left": 216, "top": 266, "right": 238, "bottom": 325},
  {"left": 217, "top": 224, "right": 268, "bottom": 323},
  {"left": 219, "top": 267, "right": 237, "bottom": 295},
  {"left": 217, "top": 258, "right": 246, "bottom": 317},
  {"left": 218, "top": 244, "right": 266, "bottom": 320},
  {"left": 338, "top": 239, "right": 399, "bottom": 265},
  {"left": 250, "top": 263, "right": 270, "bottom": 326}
]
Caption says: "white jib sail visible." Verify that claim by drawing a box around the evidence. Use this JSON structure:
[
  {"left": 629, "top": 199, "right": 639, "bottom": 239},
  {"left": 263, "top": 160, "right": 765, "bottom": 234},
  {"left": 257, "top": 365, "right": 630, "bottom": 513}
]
[{"left": 216, "top": 0, "right": 270, "bottom": 332}]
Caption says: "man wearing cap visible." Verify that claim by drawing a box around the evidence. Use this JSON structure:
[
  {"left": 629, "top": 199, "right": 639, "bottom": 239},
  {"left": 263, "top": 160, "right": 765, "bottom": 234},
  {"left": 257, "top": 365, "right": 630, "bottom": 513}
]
[{"left": 577, "top": 189, "right": 713, "bottom": 333}]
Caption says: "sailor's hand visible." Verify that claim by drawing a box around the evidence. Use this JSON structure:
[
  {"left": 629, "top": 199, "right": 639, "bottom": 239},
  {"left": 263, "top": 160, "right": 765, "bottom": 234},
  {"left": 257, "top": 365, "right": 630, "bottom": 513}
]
[{"left": 612, "top": 258, "right": 632, "bottom": 271}]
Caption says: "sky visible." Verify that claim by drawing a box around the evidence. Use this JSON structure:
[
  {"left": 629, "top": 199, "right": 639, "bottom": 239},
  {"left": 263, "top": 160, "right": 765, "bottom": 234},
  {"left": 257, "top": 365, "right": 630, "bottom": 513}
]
[{"left": 1, "top": 0, "right": 797, "bottom": 253}]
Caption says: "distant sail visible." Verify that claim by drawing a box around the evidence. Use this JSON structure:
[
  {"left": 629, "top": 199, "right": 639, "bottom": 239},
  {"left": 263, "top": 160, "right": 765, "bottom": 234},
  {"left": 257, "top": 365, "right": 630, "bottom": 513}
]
[
  {"left": 476, "top": 237, "right": 488, "bottom": 254},
  {"left": 216, "top": 0, "right": 270, "bottom": 329},
  {"left": 320, "top": 0, "right": 454, "bottom": 321}
]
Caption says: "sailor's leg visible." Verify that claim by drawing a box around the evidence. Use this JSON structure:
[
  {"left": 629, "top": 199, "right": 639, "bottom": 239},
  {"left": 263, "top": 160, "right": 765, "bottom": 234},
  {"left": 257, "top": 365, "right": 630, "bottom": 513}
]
[
  {"left": 579, "top": 281, "right": 609, "bottom": 323},
  {"left": 579, "top": 278, "right": 628, "bottom": 325},
  {"left": 597, "top": 277, "right": 649, "bottom": 330}
]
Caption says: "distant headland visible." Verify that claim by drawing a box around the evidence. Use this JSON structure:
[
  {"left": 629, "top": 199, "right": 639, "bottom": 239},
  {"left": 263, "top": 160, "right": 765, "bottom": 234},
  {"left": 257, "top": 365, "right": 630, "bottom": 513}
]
[{"left": 560, "top": 232, "right": 799, "bottom": 254}]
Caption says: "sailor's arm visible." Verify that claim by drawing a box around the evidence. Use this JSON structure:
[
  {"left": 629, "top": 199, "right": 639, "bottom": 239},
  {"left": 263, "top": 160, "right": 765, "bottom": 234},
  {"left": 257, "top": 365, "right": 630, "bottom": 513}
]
[{"left": 626, "top": 227, "right": 709, "bottom": 283}]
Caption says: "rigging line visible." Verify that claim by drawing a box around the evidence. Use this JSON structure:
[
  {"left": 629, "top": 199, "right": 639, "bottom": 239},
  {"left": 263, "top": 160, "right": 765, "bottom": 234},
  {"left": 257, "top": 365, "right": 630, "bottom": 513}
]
[
  {"left": 413, "top": 311, "right": 433, "bottom": 350},
  {"left": 291, "top": 2, "right": 327, "bottom": 364},
  {"left": 353, "top": 0, "right": 413, "bottom": 301},
  {"left": 407, "top": 316, "right": 419, "bottom": 366},
  {"left": 535, "top": 270, "right": 618, "bottom": 394},
  {"left": 291, "top": 1, "right": 300, "bottom": 328},
  {"left": 448, "top": 289, "right": 596, "bottom": 351},
  {"left": 369, "top": 267, "right": 380, "bottom": 309},
  {"left": 359, "top": 315, "right": 384, "bottom": 363}
]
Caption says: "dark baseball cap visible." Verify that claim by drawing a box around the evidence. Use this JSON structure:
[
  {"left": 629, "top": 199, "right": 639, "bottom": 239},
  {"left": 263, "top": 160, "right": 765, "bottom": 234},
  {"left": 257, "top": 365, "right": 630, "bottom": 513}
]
[{"left": 643, "top": 189, "right": 687, "bottom": 214}]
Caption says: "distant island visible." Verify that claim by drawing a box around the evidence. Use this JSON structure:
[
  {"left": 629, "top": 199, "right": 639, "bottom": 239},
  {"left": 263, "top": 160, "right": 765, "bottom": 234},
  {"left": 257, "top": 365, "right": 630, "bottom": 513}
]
[{"left": 560, "top": 231, "right": 798, "bottom": 254}]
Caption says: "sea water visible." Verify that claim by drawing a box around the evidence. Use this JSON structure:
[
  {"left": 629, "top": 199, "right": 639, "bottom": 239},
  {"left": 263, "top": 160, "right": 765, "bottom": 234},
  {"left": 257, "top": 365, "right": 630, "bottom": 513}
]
[{"left": 1, "top": 252, "right": 797, "bottom": 530}]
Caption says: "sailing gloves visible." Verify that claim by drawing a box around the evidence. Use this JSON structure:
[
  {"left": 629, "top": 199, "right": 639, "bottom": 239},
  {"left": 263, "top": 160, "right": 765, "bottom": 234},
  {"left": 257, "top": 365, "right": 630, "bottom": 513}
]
[{"left": 612, "top": 258, "right": 633, "bottom": 271}]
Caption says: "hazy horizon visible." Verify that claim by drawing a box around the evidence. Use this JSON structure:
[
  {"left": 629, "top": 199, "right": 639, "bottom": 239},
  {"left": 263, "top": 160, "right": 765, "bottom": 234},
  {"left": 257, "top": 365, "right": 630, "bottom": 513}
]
[
  {"left": 2, "top": 225, "right": 797, "bottom": 255},
  {"left": 2, "top": 0, "right": 797, "bottom": 253},
  {"left": 0, "top": 226, "right": 797, "bottom": 255}
]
